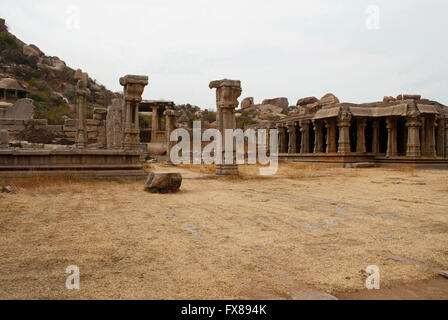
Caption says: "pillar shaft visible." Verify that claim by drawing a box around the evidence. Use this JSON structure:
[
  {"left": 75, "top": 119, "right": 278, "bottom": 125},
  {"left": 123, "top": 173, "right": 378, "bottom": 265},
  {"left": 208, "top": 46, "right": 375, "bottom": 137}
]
[
  {"left": 405, "top": 117, "right": 421, "bottom": 157},
  {"left": 313, "top": 120, "right": 324, "bottom": 153},
  {"left": 300, "top": 120, "right": 311, "bottom": 153},
  {"left": 386, "top": 118, "right": 397, "bottom": 156},
  {"left": 356, "top": 118, "right": 367, "bottom": 153},
  {"left": 372, "top": 119, "right": 380, "bottom": 154},
  {"left": 324, "top": 119, "right": 337, "bottom": 153},
  {"left": 287, "top": 123, "right": 298, "bottom": 154},
  {"left": 75, "top": 79, "right": 88, "bottom": 149}
]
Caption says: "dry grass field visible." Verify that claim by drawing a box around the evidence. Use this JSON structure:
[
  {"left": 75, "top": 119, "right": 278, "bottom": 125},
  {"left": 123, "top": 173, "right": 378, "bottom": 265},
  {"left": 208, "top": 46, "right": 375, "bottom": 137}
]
[{"left": 0, "top": 162, "right": 447, "bottom": 299}]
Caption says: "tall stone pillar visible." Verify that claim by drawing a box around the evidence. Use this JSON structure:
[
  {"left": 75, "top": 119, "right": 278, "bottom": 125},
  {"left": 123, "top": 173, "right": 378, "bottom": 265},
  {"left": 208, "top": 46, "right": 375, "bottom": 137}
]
[
  {"left": 372, "top": 119, "right": 380, "bottom": 154},
  {"left": 75, "top": 79, "right": 89, "bottom": 149},
  {"left": 386, "top": 118, "right": 397, "bottom": 156},
  {"left": 209, "top": 79, "right": 242, "bottom": 176},
  {"left": 164, "top": 106, "right": 177, "bottom": 161},
  {"left": 278, "top": 125, "right": 288, "bottom": 153},
  {"left": 313, "top": 120, "right": 324, "bottom": 153},
  {"left": 356, "top": 118, "right": 367, "bottom": 153},
  {"left": 337, "top": 108, "right": 352, "bottom": 153},
  {"left": 324, "top": 119, "right": 337, "bottom": 153},
  {"left": 120, "top": 75, "right": 148, "bottom": 151},
  {"left": 287, "top": 122, "right": 298, "bottom": 154},
  {"left": 405, "top": 117, "right": 422, "bottom": 157}
]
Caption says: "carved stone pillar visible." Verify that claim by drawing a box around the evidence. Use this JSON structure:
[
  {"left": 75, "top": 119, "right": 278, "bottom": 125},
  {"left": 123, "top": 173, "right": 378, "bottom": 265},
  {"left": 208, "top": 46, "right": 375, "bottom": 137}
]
[
  {"left": 300, "top": 120, "right": 311, "bottom": 153},
  {"left": 313, "top": 120, "right": 324, "bottom": 153},
  {"left": 337, "top": 108, "right": 352, "bottom": 153},
  {"left": 356, "top": 118, "right": 367, "bottom": 153},
  {"left": 372, "top": 119, "right": 380, "bottom": 154},
  {"left": 75, "top": 79, "right": 89, "bottom": 149},
  {"left": 423, "top": 116, "right": 437, "bottom": 157},
  {"left": 445, "top": 118, "right": 448, "bottom": 159},
  {"left": 164, "top": 106, "right": 177, "bottom": 161},
  {"left": 287, "top": 122, "right": 298, "bottom": 154},
  {"left": 209, "top": 79, "right": 241, "bottom": 175},
  {"left": 120, "top": 75, "right": 149, "bottom": 151},
  {"left": 277, "top": 125, "right": 288, "bottom": 153},
  {"left": 386, "top": 118, "right": 398, "bottom": 156},
  {"left": 405, "top": 117, "right": 422, "bottom": 157},
  {"left": 324, "top": 119, "right": 337, "bottom": 153}
]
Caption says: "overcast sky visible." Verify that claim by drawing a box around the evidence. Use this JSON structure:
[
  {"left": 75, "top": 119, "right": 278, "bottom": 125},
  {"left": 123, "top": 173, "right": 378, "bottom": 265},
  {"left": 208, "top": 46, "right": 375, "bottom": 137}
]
[{"left": 3, "top": 0, "right": 448, "bottom": 109}]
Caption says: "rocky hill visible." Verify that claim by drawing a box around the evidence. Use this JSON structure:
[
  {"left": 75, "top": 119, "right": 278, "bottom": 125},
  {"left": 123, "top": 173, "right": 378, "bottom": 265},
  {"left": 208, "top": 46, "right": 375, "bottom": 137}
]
[{"left": 0, "top": 18, "right": 117, "bottom": 124}]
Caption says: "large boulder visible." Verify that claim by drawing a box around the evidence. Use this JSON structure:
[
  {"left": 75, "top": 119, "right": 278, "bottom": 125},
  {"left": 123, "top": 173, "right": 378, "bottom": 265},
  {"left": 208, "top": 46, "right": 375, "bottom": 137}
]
[
  {"left": 144, "top": 172, "right": 182, "bottom": 193},
  {"left": 240, "top": 97, "right": 254, "bottom": 110},
  {"left": 262, "top": 97, "right": 289, "bottom": 113},
  {"left": 296, "top": 96, "right": 318, "bottom": 107},
  {"left": 319, "top": 93, "right": 339, "bottom": 107}
]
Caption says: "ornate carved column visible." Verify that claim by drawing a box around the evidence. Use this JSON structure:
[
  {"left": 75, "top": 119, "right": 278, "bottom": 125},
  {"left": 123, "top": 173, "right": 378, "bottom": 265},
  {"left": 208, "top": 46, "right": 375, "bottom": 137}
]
[
  {"left": 313, "top": 120, "right": 324, "bottom": 153},
  {"left": 120, "top": 75, "right": 149, "bottom": 151},
  {"left": 356, "top": 118, "right": 367, "bottom": 153},
  {"left": 209, "top": 79, "right": 242, "bottom": 175},
  {"left": 337, "top": 108, "right": 352, "bottom": 153},
  {"left": 386, "top": 118, "right": 398, "bottom": 156},
  {"left": 75, "top": 79, "right": 89, "bottom": 149},
  {"left": 287, "top": 122, "right": 298, "bottom": 154},
  {"left": 299, "top": 120, "right": 311, "bottom": 153},
  {"left": 324, "top": 119, "right": 337, "bottom": 153},
  {"left": 405, "top": 116, "right": 422, "bottom": 157}
]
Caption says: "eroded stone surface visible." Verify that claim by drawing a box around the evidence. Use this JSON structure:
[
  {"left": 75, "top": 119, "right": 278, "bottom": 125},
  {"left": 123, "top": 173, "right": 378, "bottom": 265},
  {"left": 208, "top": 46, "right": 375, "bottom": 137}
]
[{"left": 144, "top": 172, "right": 182, "bottom": 193}]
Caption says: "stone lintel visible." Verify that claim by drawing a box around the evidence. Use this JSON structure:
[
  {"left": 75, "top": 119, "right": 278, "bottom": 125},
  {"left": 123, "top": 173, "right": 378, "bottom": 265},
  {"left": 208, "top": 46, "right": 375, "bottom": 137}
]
[{"left": 119, "top": 75, "right": 149, "bottom": 86}]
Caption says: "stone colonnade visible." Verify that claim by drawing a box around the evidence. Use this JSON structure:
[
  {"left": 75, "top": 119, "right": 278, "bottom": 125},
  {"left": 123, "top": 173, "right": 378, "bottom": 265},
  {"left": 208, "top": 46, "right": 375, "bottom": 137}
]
[{"left": 278, "top": 110, "right": 445, "bottom": 158}]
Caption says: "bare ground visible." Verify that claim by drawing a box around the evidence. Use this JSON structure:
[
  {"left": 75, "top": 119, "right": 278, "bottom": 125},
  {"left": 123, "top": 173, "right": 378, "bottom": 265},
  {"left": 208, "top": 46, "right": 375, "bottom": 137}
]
[{"left": 0, "top": 163, "right": 447, "bottom": 300}]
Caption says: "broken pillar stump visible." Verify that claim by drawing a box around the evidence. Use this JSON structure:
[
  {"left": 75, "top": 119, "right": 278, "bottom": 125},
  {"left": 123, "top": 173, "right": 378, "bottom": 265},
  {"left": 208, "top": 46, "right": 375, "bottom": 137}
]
[{"left": 144, "top": 172, "right": 182, "bottom": 193}]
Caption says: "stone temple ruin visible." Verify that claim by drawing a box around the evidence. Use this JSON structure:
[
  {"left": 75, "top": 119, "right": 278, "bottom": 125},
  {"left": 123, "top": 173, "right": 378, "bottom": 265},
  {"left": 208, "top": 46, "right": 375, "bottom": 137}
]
[
  {"left": 274, "top": 94, "right": 448, "bottom": 167},
  {"left": 1, "top": 73, "right": 448, "bottom": 178},
  {"left": 0, "top": 75, "right": 151, "bottom": 178}
]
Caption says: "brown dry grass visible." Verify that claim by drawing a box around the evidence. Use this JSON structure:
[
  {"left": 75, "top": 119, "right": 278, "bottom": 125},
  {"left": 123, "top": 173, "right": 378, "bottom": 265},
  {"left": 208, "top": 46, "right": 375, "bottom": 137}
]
[{"left": 0, "top": 163, "right": 447, "bottom": 299}]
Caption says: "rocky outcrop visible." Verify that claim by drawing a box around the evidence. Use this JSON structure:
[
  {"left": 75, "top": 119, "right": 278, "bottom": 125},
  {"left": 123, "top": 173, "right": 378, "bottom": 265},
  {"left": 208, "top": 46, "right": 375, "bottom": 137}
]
[
  {"left": 261, "top": 97, "right": 289, "bottom": 113},
  {"left": 240, "top": 97, "right": 254, "bottom": 110},
  {"left": 319, "top": 93, "right": 340, "bottom": 107},
  {"left": 296, "top": 96, "right": 318, "bottom": 107}
]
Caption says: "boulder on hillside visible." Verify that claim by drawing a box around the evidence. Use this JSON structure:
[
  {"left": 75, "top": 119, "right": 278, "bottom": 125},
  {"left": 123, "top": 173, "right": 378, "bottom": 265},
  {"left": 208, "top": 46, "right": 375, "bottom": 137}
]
[
  {"left": 144, "top": 172, "right": 182, "bottom": 194},
  {"left": 296, "top": 96, "right": 318, "bottom": 107},
  {"left": 319, "top": 93, "right": 339, "bottom": 107},
  {"left": 241, "top": 97, "right": 254, "bottom": 109},
  {"left": 261, "top": 97, "right": 289, "bottom": 113}
]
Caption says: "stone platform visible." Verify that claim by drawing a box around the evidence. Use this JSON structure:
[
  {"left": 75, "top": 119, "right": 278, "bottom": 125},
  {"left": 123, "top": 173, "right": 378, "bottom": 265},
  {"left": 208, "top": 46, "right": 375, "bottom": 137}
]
[
  {"left": 0, "top": 149, "right": 147, "bottom": 179},
  {"left": 279, "top": 153, "right": 448, "bottom": 169}
]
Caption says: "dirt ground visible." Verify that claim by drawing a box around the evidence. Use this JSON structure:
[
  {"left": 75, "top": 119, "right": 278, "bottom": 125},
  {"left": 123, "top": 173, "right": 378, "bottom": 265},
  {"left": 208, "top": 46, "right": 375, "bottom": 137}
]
[{"left": 0, "top": 162, "right": 447, "bottom": 300}]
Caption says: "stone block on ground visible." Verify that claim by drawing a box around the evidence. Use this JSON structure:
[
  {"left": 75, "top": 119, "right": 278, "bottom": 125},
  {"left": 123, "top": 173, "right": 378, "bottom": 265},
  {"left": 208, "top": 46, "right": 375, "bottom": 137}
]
[{"left": 144, "top": 172, "right": 182, "bottom": 193}]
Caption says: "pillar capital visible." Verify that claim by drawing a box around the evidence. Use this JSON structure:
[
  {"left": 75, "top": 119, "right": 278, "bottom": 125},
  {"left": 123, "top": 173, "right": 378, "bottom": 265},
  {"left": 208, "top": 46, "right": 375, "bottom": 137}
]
[
  {"left": 120, "top": 75, "right": 149, "bottom": 103},
  {"left": 405, "top": 117, "right": 422, "bottom": 128},
  {"left": 209, "top": 79, "right": 242, "bottom": 110},
  {"left": 337, "top": 108, "right": 352, "bottom": 127}
]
